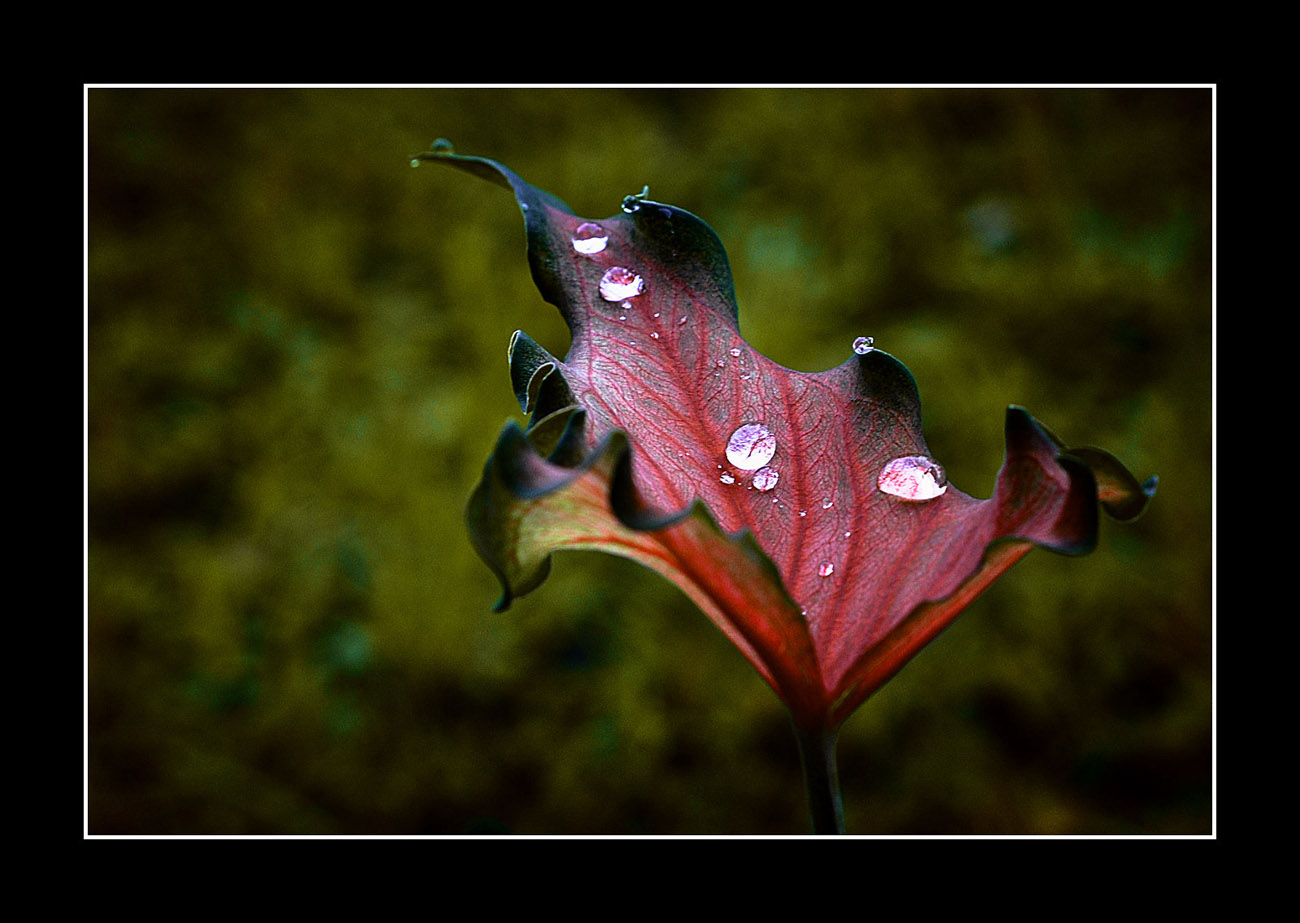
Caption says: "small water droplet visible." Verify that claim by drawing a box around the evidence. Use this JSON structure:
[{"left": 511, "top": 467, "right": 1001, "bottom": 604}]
[
  {"left": 878, "top": 455, "right": 948, "bottom": 501},
  {"left": 678, "top": 316, "right": 687, "bottom": 326},
  {"left": 600, "top": 267, "right": 644, "bottom": 302},
  {"left": 821, "top": 497, "right": 834, "bottom": 510},
  {"left": 719, "top": 473, "right": 736, "bottom": 485},
  {"left": 725, "top": 423, "right": 777, "bottom": 471},
  {"left": 650, "top": 331, "right": 660, "bottom": 339},
  {"left": 715, "top": 358, "right": 726, "bottom": 367},
  {"left": 729, "top": 347, "right": 741, "bottom": 358},
  {"left": 431, "top": 138, "right": 455, "bottom": 153},
  {"left": 572, "top": 222, "right": 609, "bottom": 255},
  {"left": 752, "top": 467, "right": 779, "bottom": 492},
  {"left": 653, "top": 311, "right": 660, "bottom": 318},
  {"left": 818, "top": 562, "right": 835, "bottom": 578},
  {"left": 844, "top": 531, "right": 852, "bottom": 538},
  {"left": 622, "top": 185, "right": 650, "bottom": 213},
  {"left": 853, "top": 336, "right": 875, "bottom": 355},
  {"left": 409, "top": 158, "right": 421, "bottom": 168},
  {"left": 798, "top": 510, "right": 807, "bottom": 518}
]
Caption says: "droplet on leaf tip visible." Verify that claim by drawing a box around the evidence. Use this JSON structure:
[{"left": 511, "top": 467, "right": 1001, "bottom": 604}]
[
  {"left": 853, "top": 336, "right": 875, "bottom": 355},
  {"left": 878, "top": 455, "right": 948, "bottom": 501},
  {"left": 622, "top": 185, "right": 650, "bottom": 213}
]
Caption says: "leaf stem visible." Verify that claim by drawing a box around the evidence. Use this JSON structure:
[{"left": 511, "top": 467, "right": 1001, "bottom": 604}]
[{"left": 794, "top": 721, "right": 845, "bottom": 835}]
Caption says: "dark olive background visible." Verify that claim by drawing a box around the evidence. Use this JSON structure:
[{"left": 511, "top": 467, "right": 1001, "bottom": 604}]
[{"left": 87, "top": 87, "right": 1212, "bottom": 835}]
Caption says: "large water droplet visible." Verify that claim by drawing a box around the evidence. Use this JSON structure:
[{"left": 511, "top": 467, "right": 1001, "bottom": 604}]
[
  {"left": 725, "top": 423, "right": 777, "bottom": 471},
  {"left": 752, "top": 466, "right": 779, "bottom": 492},
  {"left": 878, "top": 455, "right": 948, "bottom": 501},
  {"left": 572, "top": 222, "right": 609, "bottom": 255},
  {"left": 599, "top": 267, "right": 644, "bottom": 301},
  {"left": 818, "top": 562, "right": 835, "bottom": 578},
  {"left": 853, "top": 336, "right": 875, "bottom": 355}
]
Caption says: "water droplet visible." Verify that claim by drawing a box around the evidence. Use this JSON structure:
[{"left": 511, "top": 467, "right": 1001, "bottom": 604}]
[
  {"left": 431, "top": 138, "right": 455, "bottom": 153},
  {"left": 818, "top": 562, "right": 835, "bottom": 578},
  {"left": 715, "top": 358, "right": 726, "bottom": 368},
  {"left": 622, "top": 185, "right": 650, "bottom": 213},
  {"left": 729, "top": 347, "right": 741, "bottom": 358},
  {"left": 878, "top": 455, "right": 948, "bottom": 501},
  {"left": 821, "top": 497, "right": 834, "bottom": 510},
  {"left": 853, "top": 336, "right": 875, "bottom": 355},
  {"left": 719, "top": 473, "right": 736, "bottom": 485},
  {"left": 409, "top": 158, "right": 421, "bottom": 168},
  {"left": 798, "top": 510, "right": 807, "bottom": 517},
  {"left": 572, "top": 222, "right": 609, "bottom": 255},
  {"left": 600, "top": 267, "right": 644, "bottom": 302},
  {"left": 653, "top": 311, "right": 660, "bottom": 318},
  {"left": 752, "top": 467, "right": 779, "bottom": 492},
  {"left": 650, "top": 332, "right": 660, "bottom": 339},
  {"left": 678, "top": 316, "right": 687, "bottom": 326},
  {"left": 844, "top": 530, "right": 852, "bottom": 538},
  {"left": 725, "top": 423, "right": 777, "bottom": 471}
]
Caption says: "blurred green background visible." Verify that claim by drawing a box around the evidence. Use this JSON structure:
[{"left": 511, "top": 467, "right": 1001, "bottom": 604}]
[{"left": 86, "top": 87, "right": 1212, "bottom": 835}]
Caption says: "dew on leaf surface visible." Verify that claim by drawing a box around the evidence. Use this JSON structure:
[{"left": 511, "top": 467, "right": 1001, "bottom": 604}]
[
  {"left": 725, "top": 423, "right": 777, "bottom": 471},
  {"left": 818, "top": 562, "right": 835, "bottom": 578},
  {"left": 878, "top": 455, "right": 948, "bottom": 501},
  {"left": 599, "top": 267, "right": 644, "bottom": 302},
  {"left": 572, "top": 222, "right": 609, "bottom": 255},
  {"left": 752, "top": 467, "right": 779, "bottom": 492}
]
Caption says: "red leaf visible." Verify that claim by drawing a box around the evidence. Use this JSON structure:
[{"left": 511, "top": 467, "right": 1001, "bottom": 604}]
[{"left": 420, "top": 145, "right": 1156, "bottom": 733}]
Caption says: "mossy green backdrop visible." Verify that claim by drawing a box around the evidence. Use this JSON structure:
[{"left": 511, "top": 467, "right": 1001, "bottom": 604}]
[{"left": 87, "top": 87, "right": 1212, "bottom": 835}]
